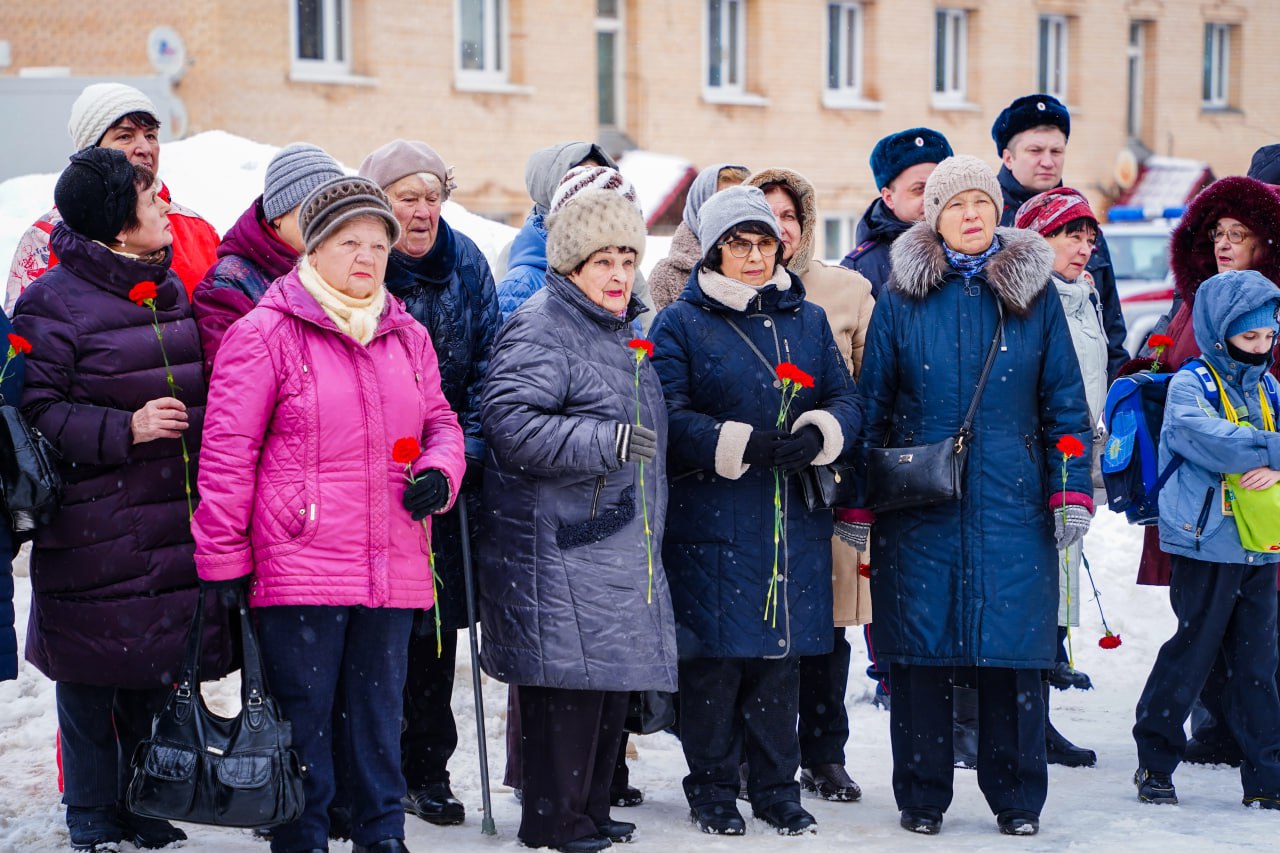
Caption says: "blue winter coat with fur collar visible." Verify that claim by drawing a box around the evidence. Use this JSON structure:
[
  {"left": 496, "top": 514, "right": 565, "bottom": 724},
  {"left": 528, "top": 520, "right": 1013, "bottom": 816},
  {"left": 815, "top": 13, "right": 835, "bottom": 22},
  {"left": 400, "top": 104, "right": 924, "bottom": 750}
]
[
  {"left": 649, "top": 265, "right": 862, "bottom": 659},
  {"left": 860, "top": 224, "right": 1093, "bottom": 669}
]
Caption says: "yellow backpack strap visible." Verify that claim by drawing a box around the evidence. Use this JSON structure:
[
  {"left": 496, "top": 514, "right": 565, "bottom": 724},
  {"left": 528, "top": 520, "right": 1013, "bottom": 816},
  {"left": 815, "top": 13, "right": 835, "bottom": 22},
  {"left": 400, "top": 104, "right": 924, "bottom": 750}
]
[{"left": 1201, "top": 363, "right": 1237, "bottom": 424}]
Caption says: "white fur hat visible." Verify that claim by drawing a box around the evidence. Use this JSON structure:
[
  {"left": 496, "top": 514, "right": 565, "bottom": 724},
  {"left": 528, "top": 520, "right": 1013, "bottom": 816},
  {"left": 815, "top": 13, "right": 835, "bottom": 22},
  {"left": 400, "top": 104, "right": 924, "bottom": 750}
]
[
  {"left": 68, "top": 83, "right": 159, "bottom": 151},
  {"left": 546, "top": 167, "right": 647, "bottom": 274}
]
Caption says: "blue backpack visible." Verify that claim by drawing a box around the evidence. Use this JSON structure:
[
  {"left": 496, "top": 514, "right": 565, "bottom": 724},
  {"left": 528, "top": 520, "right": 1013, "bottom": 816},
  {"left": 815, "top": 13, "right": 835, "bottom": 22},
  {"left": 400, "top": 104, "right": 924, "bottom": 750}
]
[{"left": 1101, "top": 359, "right": 1280, "bottom": 524}]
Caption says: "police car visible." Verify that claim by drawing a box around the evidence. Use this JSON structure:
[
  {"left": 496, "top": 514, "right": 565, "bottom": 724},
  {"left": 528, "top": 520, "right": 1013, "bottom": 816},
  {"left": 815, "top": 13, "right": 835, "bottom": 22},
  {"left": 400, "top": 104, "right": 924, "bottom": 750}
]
[{"left": 1103, "top": 206, "right": 1179, "bottom": 355}]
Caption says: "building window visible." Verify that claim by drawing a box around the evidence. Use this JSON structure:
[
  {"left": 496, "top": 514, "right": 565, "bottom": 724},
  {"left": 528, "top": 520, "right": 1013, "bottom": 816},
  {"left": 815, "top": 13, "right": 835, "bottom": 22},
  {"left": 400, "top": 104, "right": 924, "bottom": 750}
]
[
  {"left": 822, "top": 214, "right": 858, "bottom": 261},
  {"left": 597, "top": 0, "right": 623, "bottom": 128},
  {"left": 826, "top": 3, "right": 864, "bottom": 96},
  {"left": 707, "top": 0, "right": 746, "bottom": 91},
  {"left": 458, "top": 0, "right": 507, "bottom": 84},
  {"left": 933, "top": 8, "right": 967, "bottom": 103},
  {"left": 292, "top": 0, "right": 351, "bottom": 75},
  {"left": 1037, "top": 14, "right": 1068, "bottom": 101},
  {"left": 1202, "top": 22, "right": 1231, "bottom": 108},
  {"left": 1126, "top": 21, "right": 1147, "bottom": 140}
]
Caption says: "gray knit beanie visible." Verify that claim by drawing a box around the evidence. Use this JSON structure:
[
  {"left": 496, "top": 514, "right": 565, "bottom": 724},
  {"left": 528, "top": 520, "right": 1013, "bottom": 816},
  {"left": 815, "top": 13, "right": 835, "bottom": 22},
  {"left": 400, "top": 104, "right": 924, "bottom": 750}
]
[
  {"left": 545, "top": 167, "right": 647, "bottom": 274},
  {"left": 263, "top": 143, "right": 345, "bottom": 222},
  {"left": 922, "top": 155, "right": 1003, "bottom": 231},
  {"left": 697, "top": 185, "right": 780, "bottom": 258},
  {"left": 297, "top": 176, "right": 401, "bottom": 253}
]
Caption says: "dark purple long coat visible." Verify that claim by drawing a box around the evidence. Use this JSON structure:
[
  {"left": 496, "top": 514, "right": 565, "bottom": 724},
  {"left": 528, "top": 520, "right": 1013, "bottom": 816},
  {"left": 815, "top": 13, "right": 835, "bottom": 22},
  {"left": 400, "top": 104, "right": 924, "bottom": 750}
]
[{"left": 12, "top": 223, "right": 232, "bottom": 689}]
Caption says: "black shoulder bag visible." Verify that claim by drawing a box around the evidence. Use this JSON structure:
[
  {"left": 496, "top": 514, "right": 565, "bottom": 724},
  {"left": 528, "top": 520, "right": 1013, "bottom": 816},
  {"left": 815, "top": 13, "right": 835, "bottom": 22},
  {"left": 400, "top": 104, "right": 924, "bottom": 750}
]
[
  {"left": 864, "top": 303, "right": 1004, "bottom": 513},
  {"left": 0, "top": 392, "right": 62, "bottom": 539},
  {"left": 127, "top": 588, "right": 306, "bottom": 829},
  {"left": 720, "top": 315, "right": 856, "bottom": 510}
]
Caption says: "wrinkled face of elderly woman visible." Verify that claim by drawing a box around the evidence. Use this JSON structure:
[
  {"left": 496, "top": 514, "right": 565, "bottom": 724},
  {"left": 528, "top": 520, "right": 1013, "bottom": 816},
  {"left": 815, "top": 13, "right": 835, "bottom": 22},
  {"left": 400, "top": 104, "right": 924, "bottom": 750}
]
[
  {"left": 568, "top": 246, "right": 636, "bottom": 314},
  {"left": 310, "top": 216, "right": 391, "bottom": 299},
  {"left": 387, "top": 173, "right": 444, "bottom": 258},
  {"left": 937, "top": 189, "right": 998, "bottom": 255},
  {"left": 1211, "top": 216, "right": 1263, "bottom": 274}
]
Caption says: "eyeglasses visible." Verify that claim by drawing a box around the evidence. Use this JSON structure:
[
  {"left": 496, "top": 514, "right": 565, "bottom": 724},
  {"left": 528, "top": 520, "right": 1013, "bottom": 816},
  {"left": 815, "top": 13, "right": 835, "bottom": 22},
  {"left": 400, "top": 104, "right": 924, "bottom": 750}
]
[
  {"left": 1209, "top": 226, "right": 1253, "bottom": 245},
  {"left": 720, "top": 237, "right": 780, "bottom": 258}
]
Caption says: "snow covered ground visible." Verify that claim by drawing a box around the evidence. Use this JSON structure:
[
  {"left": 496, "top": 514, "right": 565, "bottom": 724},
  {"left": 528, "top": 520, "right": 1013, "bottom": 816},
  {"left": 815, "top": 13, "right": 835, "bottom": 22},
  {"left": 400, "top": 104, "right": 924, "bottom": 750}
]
[{"left": 1, "top": 132, "right": 1276, "bottom": 850}]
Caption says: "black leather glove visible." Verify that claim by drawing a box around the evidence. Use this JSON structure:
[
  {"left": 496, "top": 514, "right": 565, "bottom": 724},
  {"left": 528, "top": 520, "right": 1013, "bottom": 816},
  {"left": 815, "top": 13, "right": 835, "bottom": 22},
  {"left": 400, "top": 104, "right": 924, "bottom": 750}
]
[
  {"left": 461, "top": 454, "right": 484, "bottom": 492},
  {"left": 199, "top": 576, "right": 248, "bottom": 608},
  {"left": 774, "top": 426, "right": 824, "bottom": 475},
  {"left": 403, "top": 469, "right": 450, "bottom": 520},
  {"left": 743, "top": 429, "right": 791, "bottom": 466},
  {"left": 615, "top": 422, "right": 658, "bottom": 463}
]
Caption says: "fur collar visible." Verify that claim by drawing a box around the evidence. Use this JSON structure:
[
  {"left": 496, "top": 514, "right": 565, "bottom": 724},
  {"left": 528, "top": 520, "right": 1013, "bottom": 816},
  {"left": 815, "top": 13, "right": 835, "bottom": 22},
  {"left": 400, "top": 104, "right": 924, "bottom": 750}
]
[
  {"left": 888, "top": 223, "right": 1054, "bottom": 317},
  {"left": 697, "top": 265, "right": 791, "bottom": 312},
  {"left": 746, "top": 167, "right": 817, "bottom": 274},
  {"left": 1169, "top": 176, "right": 1280, "bottom": 305}
]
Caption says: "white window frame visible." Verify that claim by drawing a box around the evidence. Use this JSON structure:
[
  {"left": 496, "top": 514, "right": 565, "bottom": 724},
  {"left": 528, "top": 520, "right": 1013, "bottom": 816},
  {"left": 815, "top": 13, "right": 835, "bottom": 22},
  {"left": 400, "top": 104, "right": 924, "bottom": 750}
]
[
  {"left": 1203, "top": 22, "right": 1230, "bottom": 108},
  {"left": 705, "top": 0, "right": 747, "bottom": 94},
  {"left": 596, "top": 0, "right": 625, "bottom": 129},
  {"left": 455, "top": 0, "right": 509, "bottom": 89},
  {"left": 1037, "top": 14, "right": 1068, "bottom": 102},
  {"left": 289, "top": 0, "right": 352, "bottom": 80},
  {"left": 825, "top": 2, "right": 864, "bottom": 97},
  {"left": 933, "top": 8, "right": 968, "bottom": 105},
  {"left": 821, "top": 213, "right": 858, "bottom": 262}
]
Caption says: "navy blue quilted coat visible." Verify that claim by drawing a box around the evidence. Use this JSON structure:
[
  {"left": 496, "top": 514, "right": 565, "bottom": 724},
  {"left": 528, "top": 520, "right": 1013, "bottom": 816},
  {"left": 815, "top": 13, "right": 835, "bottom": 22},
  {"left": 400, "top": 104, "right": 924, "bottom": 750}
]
[
  {"left": 0, "top": 309, "right": 21, "bottom": 681},
  {"left": 861, "top": 224, "right": 1094, "bottom": 669},
  {"left": 386, "top": 218, "right": 499, "bottom": 630},
  {"left": 649, "top": 266, "right": 862, "bottom": 659},
  {"left": 478, "top": 273, "right": 678, "bottom": 691}
]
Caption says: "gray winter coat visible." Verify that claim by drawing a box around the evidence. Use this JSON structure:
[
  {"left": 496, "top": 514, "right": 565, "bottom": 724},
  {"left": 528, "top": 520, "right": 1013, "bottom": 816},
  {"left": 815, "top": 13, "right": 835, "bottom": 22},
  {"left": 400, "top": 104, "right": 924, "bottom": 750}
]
[{"left": 478, "top": 273, "right": 678, "bottom": 692}]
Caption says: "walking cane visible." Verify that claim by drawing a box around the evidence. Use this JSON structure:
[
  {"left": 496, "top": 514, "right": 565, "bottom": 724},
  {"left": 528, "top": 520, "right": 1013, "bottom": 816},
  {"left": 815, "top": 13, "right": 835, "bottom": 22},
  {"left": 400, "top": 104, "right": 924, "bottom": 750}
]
[{"left": 457, "top": 497, "right": 497, "bottom": 835}]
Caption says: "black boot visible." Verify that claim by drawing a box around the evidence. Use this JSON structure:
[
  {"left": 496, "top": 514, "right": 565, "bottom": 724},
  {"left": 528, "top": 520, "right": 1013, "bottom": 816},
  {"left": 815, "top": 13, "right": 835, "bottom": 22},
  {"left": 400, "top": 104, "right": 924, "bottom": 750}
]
[
  {"left": 800, "top": 764, "right": 862, "bottom": 802},
  {"left": 752, "top": 801, "right": 817, "bottom": 835},
  {"left": 1044, "top": 683, "right": 1096, "bottom": 767},
  {"left": 899, "top": 807, "right": 943, "bottom": 835},
  {"left": 403, "top": 781, "right": 465, "bottom": 826},
  {"left": 690, "top": 801, "right": 746, "bottom": 835}
]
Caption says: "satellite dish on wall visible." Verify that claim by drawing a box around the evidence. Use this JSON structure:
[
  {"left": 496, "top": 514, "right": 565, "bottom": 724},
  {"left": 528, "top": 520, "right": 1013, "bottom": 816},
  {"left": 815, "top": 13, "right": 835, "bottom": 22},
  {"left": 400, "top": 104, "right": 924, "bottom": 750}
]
[
  {"left": 147, "top": 26, "right": 187, "bottom": 82},
  {"left": 1115, "top": 148, "right": 1140, "bottom": 191}
]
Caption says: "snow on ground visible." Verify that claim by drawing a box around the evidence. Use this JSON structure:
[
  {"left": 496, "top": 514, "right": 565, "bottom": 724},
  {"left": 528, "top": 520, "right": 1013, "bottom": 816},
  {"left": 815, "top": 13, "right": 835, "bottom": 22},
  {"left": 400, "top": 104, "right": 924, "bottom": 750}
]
[
  {"left": 3, "top": 512, "right": 1277, "bottom": 852},
  {"left": 1, "top": 131, "right": 1276, "bottom": 849}
]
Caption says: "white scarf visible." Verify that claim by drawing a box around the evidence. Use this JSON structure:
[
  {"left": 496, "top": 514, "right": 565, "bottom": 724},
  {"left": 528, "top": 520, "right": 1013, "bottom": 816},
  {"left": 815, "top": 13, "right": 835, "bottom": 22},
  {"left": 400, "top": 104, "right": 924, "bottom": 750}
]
[
  {"left": 297, "top": 256, "right": 386, "bottom": 346},
  {"left": 697, "top": 265, "right": 791, "bottom": 312}
]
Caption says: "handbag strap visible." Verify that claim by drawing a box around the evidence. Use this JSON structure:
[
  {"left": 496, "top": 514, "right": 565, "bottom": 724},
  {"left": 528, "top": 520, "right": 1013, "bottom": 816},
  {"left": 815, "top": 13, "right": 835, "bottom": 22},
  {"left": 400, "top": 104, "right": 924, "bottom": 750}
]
[
  {"left": 957, "top": 302, "right": 1005, "bottom": 449},
  {"left": 235, "top": 587, "right": 273, "bottom": 730},
  {"left": 721, "top": 315, "right": 781, "bottom": 382},
  {"left": 172, "top": 588, "right": 208, "bottom": 718}
]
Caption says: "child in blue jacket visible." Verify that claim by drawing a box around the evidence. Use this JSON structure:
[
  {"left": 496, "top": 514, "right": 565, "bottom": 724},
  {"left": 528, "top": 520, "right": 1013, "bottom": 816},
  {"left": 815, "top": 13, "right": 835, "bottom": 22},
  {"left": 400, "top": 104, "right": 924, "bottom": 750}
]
[{"left": 1132, "top": 269, "right": 1280, "bottom": 808}]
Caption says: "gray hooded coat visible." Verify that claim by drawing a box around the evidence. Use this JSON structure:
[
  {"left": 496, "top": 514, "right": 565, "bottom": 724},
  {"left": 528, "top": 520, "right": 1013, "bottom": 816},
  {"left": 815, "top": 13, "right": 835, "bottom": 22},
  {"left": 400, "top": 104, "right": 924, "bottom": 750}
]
[{"left": 478, "top": 272, "right": 678, "bottom": 692}]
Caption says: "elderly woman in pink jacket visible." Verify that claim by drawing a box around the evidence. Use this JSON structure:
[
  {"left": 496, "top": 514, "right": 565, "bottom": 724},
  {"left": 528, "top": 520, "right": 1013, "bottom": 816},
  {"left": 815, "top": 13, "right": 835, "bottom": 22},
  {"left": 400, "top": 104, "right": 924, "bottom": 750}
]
[{"left": 193, "top": 176, "right": 465, "bottom": 853}]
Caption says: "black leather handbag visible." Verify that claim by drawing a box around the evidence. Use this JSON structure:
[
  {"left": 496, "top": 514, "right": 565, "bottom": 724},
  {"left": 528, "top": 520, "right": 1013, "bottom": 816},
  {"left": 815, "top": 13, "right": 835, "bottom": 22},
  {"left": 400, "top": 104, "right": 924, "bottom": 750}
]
[
  {"left": 623, "top": 690, "right": 676, "bottom": 735},
  {"left": 0, "top": 394, "right": 62, "bottom": 537},
  {"left": 127, "top": 588, "right": 306, "bottom": 829},
  {"left": 865, "top": 306, "right": 1004, "bottom": 513},
  {"left": 798, "top": 461, "right": 857, "bottom": 511}
]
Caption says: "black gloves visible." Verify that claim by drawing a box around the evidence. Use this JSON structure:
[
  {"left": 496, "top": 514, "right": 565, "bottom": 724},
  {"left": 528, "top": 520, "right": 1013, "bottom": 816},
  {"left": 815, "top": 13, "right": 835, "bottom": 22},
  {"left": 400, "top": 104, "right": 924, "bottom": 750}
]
[
  {"left": 774, "top": 427, "right": 824, "bottom": 475},
  {"left": 743, "top": 429, "right": 791, "bottom": 466},
  {"left": 461, "top": 454, "right": 484, "bottom": 492},
  {"left": 403, "top": 469, "right": 450, "bottom": 520},
  {"left": 616, "top": 422, "right": 658, "bottom": 463}
]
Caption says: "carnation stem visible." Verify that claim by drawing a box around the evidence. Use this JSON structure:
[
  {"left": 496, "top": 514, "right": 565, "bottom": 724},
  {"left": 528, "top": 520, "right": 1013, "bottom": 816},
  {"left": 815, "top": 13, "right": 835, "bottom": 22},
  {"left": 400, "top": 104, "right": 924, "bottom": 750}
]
[{"left": 150, "top": 308, "right": 193, "bottom": 520}]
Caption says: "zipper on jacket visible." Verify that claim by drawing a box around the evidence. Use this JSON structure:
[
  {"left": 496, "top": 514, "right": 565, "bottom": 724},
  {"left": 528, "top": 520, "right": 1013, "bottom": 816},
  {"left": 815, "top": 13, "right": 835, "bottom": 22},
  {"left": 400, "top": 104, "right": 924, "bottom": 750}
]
[
  {"left": 590, "top": 476, "right": 606, "bottom": 520},
  {"left": 1193, "top": 487, "right": 1215, "bottom": 552},
  {"left": 1024, "top": 435, "right": 1035, "bottom": 463}
]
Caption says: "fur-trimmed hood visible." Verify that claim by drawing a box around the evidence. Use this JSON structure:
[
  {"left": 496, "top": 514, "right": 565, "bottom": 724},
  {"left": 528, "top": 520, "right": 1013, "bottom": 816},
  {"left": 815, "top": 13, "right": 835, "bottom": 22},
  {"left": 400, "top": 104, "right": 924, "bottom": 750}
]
[
  {"left": 1170, "top": 176, "right": 1280, "bottom": 305},
  {"left": 888, "top": 222, "right": 1054, "bottom": 317},
  {"left": 745, "top": 167, "right": 818, "bottom": 275}
]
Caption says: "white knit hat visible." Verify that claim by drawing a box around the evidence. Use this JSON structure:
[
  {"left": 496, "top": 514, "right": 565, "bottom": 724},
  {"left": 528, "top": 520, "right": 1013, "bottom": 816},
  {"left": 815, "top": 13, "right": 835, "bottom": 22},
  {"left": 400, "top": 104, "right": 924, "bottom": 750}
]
[
  {"left": 67, "top": 83, "right": 159, "bottom": 151},
  {"left": 546, "top": 167, "right": 647, "bottom": 275},
  {"left": 922, "top": 155, "right": 1003, "bottom": 231}
]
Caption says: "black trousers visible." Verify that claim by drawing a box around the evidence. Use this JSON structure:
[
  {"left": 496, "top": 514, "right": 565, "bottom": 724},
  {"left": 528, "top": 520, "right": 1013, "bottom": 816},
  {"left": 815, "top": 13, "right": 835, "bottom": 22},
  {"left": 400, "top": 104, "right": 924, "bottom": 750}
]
[
  {"left": 1189, "top": 588, "right": 1280, "bottom": 750},
  {"left": 517, "top": 685, "right": 628, "bottom": 848},
  {"left": 401, "top": 623, "right": 459, "bottom": 788},
  {"left": 889, "top": 664, "right": 1047, "bottom": 816},
  {"left": 1134, "top": 556, "right": 1280, "bottom": 797},
  {"left": 56, "top": 682, "right": 169, "bottom": 809},
  {"left": 679, "top": 656, "right": 801, "bottom": 810},
  {"left": 798, "top": 627, "right": 851, "bottom": 767}
]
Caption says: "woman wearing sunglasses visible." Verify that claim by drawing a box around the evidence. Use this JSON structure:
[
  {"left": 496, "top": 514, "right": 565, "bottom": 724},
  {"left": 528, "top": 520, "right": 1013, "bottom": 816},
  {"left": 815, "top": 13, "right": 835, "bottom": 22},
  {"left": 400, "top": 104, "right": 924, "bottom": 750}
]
[{"left": 649, "top": 186, "right": 861, "bottom": 838}]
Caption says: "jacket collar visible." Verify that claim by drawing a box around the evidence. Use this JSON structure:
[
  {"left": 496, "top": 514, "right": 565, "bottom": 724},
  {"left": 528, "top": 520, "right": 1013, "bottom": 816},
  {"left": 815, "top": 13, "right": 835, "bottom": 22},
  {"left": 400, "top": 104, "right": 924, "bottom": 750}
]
[
  {"left": 48, "top": 222, "right": 180, "bottom": 306},
  {"left": 545, "top": 271, "right": 646, "bottom": 330},
  {"left": 261, "top": 267, "right": 418, "bottom": 339},
  {"left": 681, "top": 262, "right": 807, "bottom": 314},
  {"left": 385, "top": 217, "right": 458, "bottom": 296},
  {"left": 216, "top": 197, "right": 299, "bottom": 279},
  {"left": 858, "top": 197, "right": 912, "bottom": 244},
  {"left": 888, "top": 222, "right": 1054, "bottom": 318}
]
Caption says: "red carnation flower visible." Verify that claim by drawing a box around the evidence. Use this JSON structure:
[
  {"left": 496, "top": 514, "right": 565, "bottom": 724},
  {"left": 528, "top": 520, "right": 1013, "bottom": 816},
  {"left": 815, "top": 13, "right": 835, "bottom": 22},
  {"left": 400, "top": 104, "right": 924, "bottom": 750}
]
[
  {"left": 1055, "top": 435, "right": 1086, "bottom": 458},
  {"left": 6, "top": 334, "right": 31, "bottom": 356},
  {"left": 1098, "top": 633, "right": 1122, "bottom": 649},
  {"left": 628, "top": 338, "right": 654, "bottom": 358},
  {"left": 1146, "top": 334, "right": 1174, "bottom": 351},
  {"left": 858, "top": 564, "right": 872, "bottom": 579},
  {"left": 776, "top": 362, "right": 815, "bottom": 389},
  {"left": 128, "top": 281, "right": 158, "bottom": 306},
  {"left": 392, "top": 437, "right": 423, "bottom": 466}
]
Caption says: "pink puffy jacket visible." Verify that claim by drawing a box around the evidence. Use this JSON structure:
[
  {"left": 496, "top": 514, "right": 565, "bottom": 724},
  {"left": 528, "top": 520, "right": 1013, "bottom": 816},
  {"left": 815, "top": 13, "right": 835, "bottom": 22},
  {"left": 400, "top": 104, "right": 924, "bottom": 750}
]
[{"left": 193, "top": 269, "right": 466, "bottom": 609}]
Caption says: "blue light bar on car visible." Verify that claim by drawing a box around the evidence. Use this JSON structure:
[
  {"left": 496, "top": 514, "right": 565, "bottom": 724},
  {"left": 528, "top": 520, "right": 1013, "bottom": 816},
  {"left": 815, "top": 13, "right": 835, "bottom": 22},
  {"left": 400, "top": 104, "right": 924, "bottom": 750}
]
[{"left": 1107, "top": 205, "right": 1185, "bottom": 223}]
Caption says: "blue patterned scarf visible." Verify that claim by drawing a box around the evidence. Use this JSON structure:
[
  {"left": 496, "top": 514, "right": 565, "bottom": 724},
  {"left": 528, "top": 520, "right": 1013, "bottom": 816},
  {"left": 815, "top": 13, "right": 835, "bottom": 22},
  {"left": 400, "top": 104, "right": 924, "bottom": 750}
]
[{"left": 943, "top": 234, "right": 1002, "bottom": 280}]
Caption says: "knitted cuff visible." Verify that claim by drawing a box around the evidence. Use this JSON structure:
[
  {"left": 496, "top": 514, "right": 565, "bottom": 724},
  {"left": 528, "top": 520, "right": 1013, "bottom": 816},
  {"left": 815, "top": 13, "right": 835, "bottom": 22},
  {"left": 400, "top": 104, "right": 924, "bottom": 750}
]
[{"left": 1048, "top": 490, "right": 1095, "bottom": 515}]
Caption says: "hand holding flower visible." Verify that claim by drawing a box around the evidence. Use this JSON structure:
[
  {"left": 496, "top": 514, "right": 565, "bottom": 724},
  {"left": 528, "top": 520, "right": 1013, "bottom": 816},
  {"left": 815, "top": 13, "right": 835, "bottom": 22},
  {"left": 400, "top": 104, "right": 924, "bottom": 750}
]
[
  {"left": 130, "top": 396, "right": 188, "bottom": 444},
  {"left": 403, "top": 469, "right": 450, "bottom": 520}
]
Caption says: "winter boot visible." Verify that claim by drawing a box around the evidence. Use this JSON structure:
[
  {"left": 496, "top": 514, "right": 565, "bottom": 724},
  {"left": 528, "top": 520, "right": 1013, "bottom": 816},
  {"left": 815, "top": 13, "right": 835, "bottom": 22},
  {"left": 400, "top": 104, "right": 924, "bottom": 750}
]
[
  {"left": 690, "top": 802, "right": 746, "bottom": 835},
  {"left": 1134, "top": 768, "right": 1178, "bottom": 804},
  {"left": 1183, "top": 736, "right": 1244, "bottom": 767},
  {"left": 66, "top": 806, "right": 125, "bottom": 852},
  {"left": 403, "top": 781, "right": 465, "bottom": 826},
  {"left": 117, "top": 808, "right": 187, "bottom": 849},
  {"left": 1046, "top": 719, "right": 1097, "bottom": 767},
  {"left": 1047, "top": 661, "right": 1093, "bottom": 691},
  {"left": 752, "top": 801, "right": 817, "bottom": 835},
  {"left": 800, "top": 764, "right": 862, "bottom": 801},
  {"left": 899, "top": 807, "right": 943, "bottom": 835},
  {"left": 996, "top": 809, "right": 1039, "bottom": 835}
]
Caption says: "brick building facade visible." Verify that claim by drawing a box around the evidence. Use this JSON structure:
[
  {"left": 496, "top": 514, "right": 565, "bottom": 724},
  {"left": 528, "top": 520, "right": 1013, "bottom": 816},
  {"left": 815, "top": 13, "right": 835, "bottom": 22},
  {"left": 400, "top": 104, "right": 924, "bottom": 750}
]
[{"left": 2, "top": 0, "right": 1275, "bottom": 255}]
